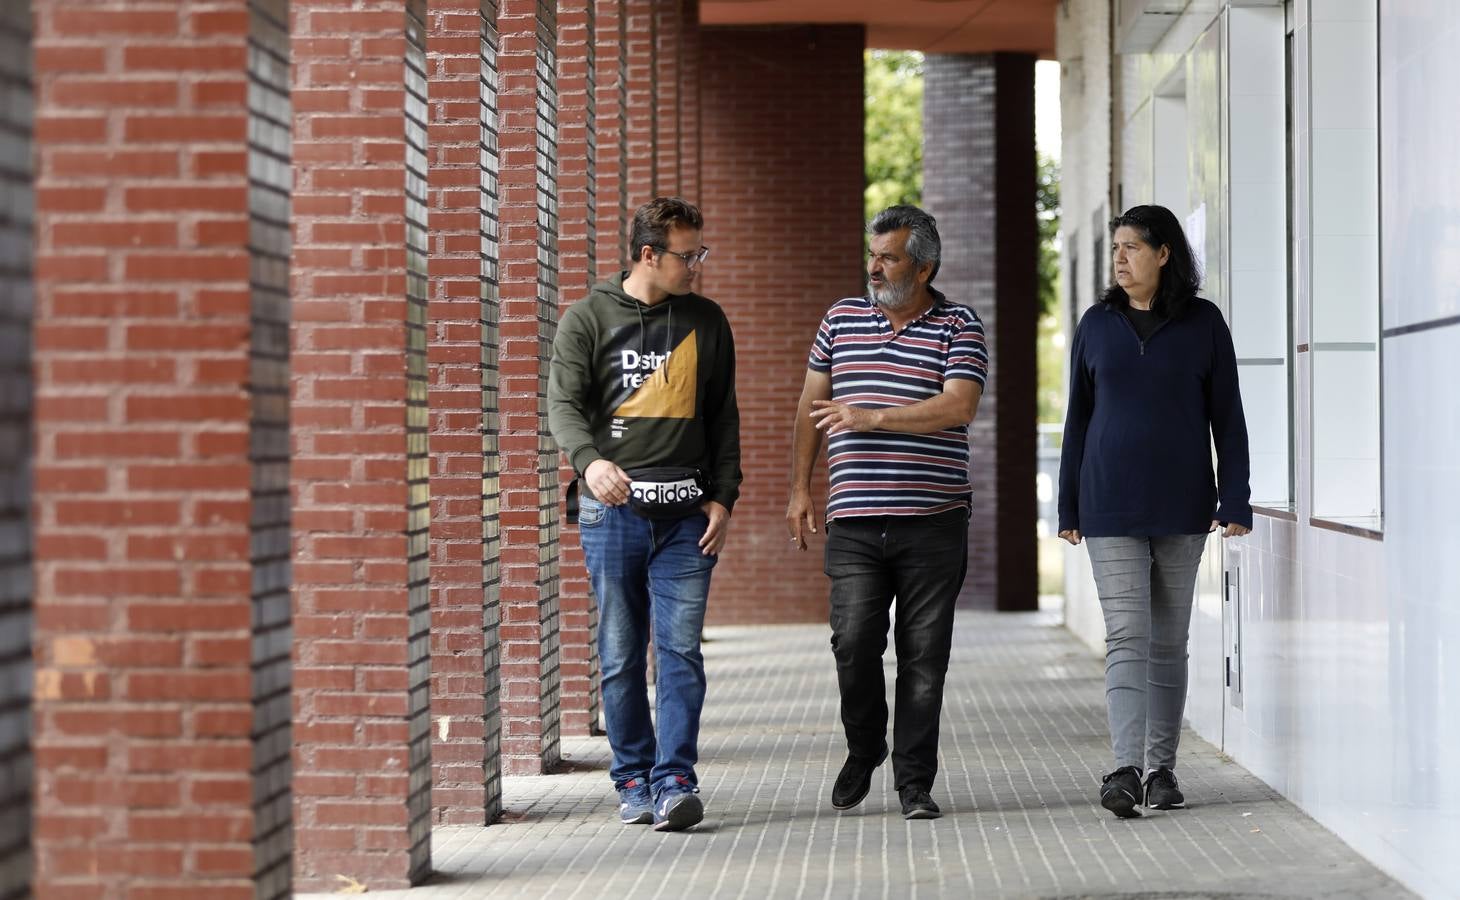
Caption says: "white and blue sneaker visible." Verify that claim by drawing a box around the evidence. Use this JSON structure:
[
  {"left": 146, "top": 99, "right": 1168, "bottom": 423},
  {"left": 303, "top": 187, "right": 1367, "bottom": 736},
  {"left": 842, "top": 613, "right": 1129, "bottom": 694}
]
[
  {"left": 652, "top": 775, "right": 703, "bottom": 832},
  {"left": 617, "top": 778, "right": 653, "bottom": 825}
]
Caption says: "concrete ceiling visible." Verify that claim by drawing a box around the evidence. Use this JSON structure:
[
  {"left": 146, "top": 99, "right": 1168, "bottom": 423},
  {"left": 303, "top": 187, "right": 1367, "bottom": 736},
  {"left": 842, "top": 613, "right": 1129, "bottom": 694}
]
[{"left": 700, "top": 0, "right": 1059, "bottom": 57}]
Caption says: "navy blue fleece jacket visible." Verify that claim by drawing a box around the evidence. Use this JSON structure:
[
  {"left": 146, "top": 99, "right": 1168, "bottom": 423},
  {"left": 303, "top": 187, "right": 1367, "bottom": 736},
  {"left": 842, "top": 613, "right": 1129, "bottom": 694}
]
[{"left": 1058, "top": 298, "right": 1252, "bottom": 537}]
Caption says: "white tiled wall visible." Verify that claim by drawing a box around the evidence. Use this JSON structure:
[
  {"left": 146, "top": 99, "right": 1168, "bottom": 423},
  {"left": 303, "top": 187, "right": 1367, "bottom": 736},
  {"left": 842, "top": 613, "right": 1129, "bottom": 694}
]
[
  {"left": 1309, "top": 0, "right": 1381, "bottom": 520},
  {"left": 1058, "top": 1, "right": 1460, "bottom": 896}
]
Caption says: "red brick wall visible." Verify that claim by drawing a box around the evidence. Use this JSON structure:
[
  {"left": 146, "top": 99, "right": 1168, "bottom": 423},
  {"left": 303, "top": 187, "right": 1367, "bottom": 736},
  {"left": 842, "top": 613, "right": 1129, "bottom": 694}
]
[
  {"left": 555, "top": 0, "right": 599, "bottom": 738},
  {"left": 32, "top": 1, "right": 289, "bottom": 896},
  {"left": 698, "top": 25, "right": 866, "bottom": 624},
  {"left": 594, "top": 0, "right": 628, "bottom": 275},
  {"left": 653, "top": 0, "right": 681, "bottom": 196},
  {"left": 677, "top": 0, "right": 699, "bottom": 205},
  {"left": 290, "top": 0, "right": 432, "bottom": 888},
  {"left": 426, "top": 0, "right": 504, "bottom": 826},
  {"left": 497, "top": 0, "right": 563, "bottom": 776},
  {"left": 623, "top": 0, "right": 655, "bottom": 207},
  {"left": 0, "top": 4, "right": 32, "bottom": 898}
]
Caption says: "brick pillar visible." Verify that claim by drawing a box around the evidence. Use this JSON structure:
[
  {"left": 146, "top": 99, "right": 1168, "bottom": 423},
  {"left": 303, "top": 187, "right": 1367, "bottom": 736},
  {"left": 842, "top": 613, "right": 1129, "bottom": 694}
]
[
  {"left": 594, "top": 0, "right": 628, "bottom": 280},
  {"left": 0, "top": 5, "right": 31, "bottom": 898},
  {"left": 290, "top": 0, "right": 433, "bottom": 888},
  {"left": 652, "top": 0, "right": 680, "bottom": 196},
  {"left": 923, "top": 53, "right": 1038, "bottom": 612},
  {"left": 32, "top": 2, "right": 293, "bottom": 897},
  {"left": 555, "top": 0, "right": 600, "bottom": 738},
  {"left": 623, "top": 0, "right": 655, "bottom": 207},
  {"left": 697, "top": 25, "right": 865, "bottom": 624},
  {"left": 497, "top": 0, "right": 562, "bottom": 775},
  {"left": 426, "top": 0, "right": 503, "bottom": 825},
  {"left": 677, "top": 0, "right": 699, "bottom": 205}
]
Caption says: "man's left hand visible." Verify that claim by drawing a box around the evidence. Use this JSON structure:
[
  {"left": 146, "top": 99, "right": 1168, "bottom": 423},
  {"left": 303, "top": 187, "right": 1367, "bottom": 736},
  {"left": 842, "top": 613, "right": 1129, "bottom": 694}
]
[
  {"left": 699, "top": 501, "right": 731, "bottom": 556},
  {"left": 809, "top": 400, "right": 879, "bottom": 434}
]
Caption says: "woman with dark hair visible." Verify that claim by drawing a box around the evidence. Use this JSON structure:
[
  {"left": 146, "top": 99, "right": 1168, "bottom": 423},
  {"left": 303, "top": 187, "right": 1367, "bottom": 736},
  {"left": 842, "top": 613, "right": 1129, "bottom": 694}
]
[{"left": 1057, "top": 204, "right": 1252, "bottom": 818}]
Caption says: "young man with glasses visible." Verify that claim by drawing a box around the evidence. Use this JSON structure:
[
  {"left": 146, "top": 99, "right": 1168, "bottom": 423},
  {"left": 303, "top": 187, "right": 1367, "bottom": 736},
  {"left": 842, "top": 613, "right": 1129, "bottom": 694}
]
[
  {"left": 548, "top": 197, "right": 741, "bottom": 832},
  {"left": 786, "top": 205, "right": 988, "bottom": 820}
]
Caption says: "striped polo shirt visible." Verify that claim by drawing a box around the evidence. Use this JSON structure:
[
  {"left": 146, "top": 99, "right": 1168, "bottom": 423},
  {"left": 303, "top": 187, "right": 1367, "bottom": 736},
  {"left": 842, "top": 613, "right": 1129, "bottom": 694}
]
[{"left": 808, "top": 291, "right": 989, "bottom": 521}]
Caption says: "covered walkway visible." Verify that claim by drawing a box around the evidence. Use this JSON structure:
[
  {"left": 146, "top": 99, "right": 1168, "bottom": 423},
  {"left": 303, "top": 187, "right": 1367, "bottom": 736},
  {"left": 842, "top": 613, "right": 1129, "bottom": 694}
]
[{"left": 304, "top": 612, "right": 1408, "bottom": 899}]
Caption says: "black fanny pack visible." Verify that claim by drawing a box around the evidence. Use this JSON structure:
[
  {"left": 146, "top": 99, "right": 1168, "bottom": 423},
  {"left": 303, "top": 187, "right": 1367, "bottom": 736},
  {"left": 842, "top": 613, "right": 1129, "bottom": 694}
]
[{"left": 625, "top": 466, "right": 709, "bottom": 520}]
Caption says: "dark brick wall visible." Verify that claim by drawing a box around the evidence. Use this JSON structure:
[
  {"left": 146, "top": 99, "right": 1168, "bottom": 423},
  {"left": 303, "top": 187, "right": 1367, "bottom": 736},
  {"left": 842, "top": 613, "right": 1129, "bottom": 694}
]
[
  {"left": 0, "top": 4, "right": 30, "bottom": 898},
  {"left": 246, "top": 2, "right": 294, "bottom": 896},
  {"left": 923, "top": 53, "right": 1038, "bottom": 612},
  {"left": 698, "top": 25, "right": 865, "bottom": 624},
  {"left": 403, "top": 0, "right": 434, "bottom": 877}
]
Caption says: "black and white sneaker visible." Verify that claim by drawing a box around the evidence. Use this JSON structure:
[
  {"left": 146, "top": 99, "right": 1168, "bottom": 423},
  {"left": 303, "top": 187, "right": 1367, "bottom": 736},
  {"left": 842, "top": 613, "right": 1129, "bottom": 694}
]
[
  {"left": 1099, "top": 766, "right": 1144, "bottom": 818},
  {"left": 1144, "top": 767, "right": 1185, "bottom": 810}
]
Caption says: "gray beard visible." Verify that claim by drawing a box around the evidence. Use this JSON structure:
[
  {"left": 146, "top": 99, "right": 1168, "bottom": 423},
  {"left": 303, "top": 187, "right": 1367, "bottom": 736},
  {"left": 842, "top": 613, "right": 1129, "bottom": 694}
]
[{"left": 867, "top": 275, "right": 916, "bottom": 311}]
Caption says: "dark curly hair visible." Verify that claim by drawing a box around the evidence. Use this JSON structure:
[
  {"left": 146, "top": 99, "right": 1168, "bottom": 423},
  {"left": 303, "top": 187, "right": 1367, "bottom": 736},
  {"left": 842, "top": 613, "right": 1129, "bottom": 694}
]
[{"left": 1101, "top": 204, "right": 1202, "bottom": 319}]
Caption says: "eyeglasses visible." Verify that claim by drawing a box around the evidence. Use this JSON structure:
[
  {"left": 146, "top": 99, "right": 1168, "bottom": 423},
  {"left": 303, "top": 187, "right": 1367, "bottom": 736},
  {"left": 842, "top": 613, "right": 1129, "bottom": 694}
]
[{"left": 654, "top": 245, "right": 711, "bottom": 267}]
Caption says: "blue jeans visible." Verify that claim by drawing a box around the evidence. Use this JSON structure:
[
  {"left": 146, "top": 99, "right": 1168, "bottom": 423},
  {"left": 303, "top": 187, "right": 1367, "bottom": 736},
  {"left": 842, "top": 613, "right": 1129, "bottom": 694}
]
[
  {"left": 824, "top": 509, "right": 969, "bottom": 792},
  {"left": 1085, "top": 534, "right": 1207, "bottom": 771},
  {"left": 577, "top": 496, "right": 716, "bottom": 793}
]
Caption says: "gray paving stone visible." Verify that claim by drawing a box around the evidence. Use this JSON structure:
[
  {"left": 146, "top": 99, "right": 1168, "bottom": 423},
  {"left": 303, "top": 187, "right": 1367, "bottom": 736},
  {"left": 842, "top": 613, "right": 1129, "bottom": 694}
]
[{"left": 300, "top": 611, "right": 1411, "bottom": 899}]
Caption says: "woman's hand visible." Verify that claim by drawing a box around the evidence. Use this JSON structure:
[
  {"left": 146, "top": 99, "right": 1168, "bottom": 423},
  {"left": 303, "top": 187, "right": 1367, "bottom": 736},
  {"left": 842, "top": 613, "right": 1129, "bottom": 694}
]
[
  {"left": 1057, "top": 529, "right": 1082, "bottom": 546},
  {"left": 1210, "top": 520, "right": 1251, "bottom": 538}
]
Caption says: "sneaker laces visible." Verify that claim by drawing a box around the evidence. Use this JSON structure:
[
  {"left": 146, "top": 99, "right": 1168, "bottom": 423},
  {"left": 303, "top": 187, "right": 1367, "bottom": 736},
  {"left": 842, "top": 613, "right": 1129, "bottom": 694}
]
[
  {"left": 1147, "top": 768, "right": 1177, "bottom": 790},
  {"left": 1102, "top": 765, "right": 1140, "bottom": 785}
]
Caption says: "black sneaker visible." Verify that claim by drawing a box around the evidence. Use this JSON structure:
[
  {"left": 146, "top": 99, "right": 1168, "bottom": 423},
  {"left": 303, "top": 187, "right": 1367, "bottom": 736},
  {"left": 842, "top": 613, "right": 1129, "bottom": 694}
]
[
  {"left": 830, "top": 747, "right": 888, "bottom": 810},
  {"left": 898, "top": 786, "right": 942, "bottom": 820},
  {"left": 1099, "top": 766, "right": 1144, "bottom": 818},
  {"left": 1144, "top": 767, "right": 1185, "bottom": 810}
]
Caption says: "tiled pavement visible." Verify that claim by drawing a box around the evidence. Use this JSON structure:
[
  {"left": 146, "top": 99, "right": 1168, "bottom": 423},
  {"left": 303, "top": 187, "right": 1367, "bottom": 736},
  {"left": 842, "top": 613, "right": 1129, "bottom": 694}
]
[{"left": 302, "top": 611, "right": 1412, "bottom": 899}]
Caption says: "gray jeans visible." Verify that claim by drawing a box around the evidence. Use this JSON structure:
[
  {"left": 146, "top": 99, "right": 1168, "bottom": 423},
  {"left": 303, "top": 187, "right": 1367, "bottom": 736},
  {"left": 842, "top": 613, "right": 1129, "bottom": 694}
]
[{"left": 1086, "top": 534, "right": 1207, "bottom": 771}]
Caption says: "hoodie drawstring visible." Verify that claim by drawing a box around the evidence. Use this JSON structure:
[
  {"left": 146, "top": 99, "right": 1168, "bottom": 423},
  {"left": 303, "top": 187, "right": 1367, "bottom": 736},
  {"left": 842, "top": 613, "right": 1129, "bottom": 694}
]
[{"left": 632, "top": 299, "right": 675, "bottom": 388}]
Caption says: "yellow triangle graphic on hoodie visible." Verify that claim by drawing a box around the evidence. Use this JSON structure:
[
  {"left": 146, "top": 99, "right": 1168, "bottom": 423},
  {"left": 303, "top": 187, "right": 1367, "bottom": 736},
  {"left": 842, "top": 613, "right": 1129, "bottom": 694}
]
[{"left": 614, "top": 330, "right": 697, "bottom": 419}]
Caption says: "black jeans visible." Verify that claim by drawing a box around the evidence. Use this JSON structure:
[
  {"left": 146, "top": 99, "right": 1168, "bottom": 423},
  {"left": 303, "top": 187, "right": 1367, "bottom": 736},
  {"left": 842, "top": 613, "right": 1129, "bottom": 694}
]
[{"left": 824, "top": 509, "right": 968, "bottom": 792}]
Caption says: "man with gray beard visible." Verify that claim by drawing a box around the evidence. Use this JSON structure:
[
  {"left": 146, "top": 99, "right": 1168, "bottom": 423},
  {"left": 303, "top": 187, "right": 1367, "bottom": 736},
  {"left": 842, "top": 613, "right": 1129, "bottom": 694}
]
[{"left": 786, "top": 205, "right": 988, "bottom": 819}]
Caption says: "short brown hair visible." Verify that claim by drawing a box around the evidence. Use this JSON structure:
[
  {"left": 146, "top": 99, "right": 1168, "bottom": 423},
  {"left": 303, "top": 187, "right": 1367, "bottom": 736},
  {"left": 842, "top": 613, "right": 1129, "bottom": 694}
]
[{"left": 627, "top": 197, "right": 704, "bottom": 264}]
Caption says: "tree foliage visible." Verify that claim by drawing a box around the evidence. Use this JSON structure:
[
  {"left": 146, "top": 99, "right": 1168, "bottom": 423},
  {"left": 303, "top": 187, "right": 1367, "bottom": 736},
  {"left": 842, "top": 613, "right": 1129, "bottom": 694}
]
[
  {"left": 864, "top": 50, "right": 923, "bottom": 222},
  {"left": 863, "top": 51, "right": 1066, "bottom": 424},
  {"left": 1036, "top": 153, "right": 1061, "bottom": 319}
]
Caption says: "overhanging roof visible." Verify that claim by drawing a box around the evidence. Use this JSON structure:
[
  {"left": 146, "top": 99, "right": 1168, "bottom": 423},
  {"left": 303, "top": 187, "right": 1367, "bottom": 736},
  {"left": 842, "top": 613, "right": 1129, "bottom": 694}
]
[{"left": 700, "top": 0, "right": 1058, "bottom": 57}]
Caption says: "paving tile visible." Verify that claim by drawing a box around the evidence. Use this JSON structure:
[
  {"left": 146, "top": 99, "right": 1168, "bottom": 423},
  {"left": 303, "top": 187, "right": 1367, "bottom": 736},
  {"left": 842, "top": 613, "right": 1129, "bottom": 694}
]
[{"left": 300, "top": 611, "right": 1410, "bottom": 899}]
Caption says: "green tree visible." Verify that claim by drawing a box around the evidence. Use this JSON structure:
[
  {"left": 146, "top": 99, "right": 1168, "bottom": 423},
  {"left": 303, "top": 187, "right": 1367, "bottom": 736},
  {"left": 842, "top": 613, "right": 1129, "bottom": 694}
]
[
  {"left": 1036, "top": 153, "right": 1064, "bottom": 425},
  {"left": 1036, "top": 153, "right": 1060, "bottom": 318},
  {"left": 863, "top": 54, "right": 1065, "bottom": 425},
  {"left": 864, "top": 50, "right": 923, "bottom": 222}
]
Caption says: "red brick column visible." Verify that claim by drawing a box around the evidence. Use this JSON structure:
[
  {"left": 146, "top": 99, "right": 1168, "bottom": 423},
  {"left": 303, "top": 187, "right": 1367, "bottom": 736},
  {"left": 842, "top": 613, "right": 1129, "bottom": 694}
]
[
  {"left": 290, "top": 0, "right": 433, "bottom": 888},
  {"left": 594, "top": 0, "right": 628, "bottom": 277},
  {"left": 497, "top": 0, "right": 562, "bottom": 775},
  {"left": 32, "top": 1, "right": 292, "bottom": 897},
  {"left": 555, "top": 0, "right": 600, "bottom": 738},
  {"left": 677, "top": 0, "right": 700, "bottom": 205},
  {"left": 653, "top": 0, "right": 680, "bottom": 196},
  {"left": 623, "top": 0, "right": 655, "bottom": 207},
  {"left": 0, "top": 4, "right": 32, "bottom": 898},
  {"left": 698, "top": 25, "right": 865, "bottom": 624},
  {"left": 426, "top": 0, "right": 504, "bottom": 826}
]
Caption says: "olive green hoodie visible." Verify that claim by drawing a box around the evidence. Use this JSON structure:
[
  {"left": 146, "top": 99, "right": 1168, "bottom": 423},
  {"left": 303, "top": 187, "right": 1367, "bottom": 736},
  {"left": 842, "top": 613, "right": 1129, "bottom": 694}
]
[{"left": 547, "top": 272, "right": 741, "bottom": 511}]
